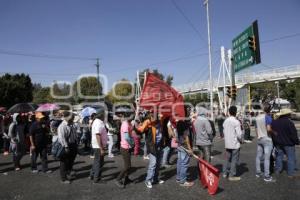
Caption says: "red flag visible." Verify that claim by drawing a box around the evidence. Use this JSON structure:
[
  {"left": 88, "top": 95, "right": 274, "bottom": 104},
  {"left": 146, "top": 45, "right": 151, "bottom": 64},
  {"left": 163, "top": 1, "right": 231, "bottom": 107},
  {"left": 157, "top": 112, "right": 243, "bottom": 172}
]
[
  {"left": 198, "top": 158, "right": 220, "bottom": 195},
  {"left": 139, "top": 73, "right": 185, "bottom": 118}
]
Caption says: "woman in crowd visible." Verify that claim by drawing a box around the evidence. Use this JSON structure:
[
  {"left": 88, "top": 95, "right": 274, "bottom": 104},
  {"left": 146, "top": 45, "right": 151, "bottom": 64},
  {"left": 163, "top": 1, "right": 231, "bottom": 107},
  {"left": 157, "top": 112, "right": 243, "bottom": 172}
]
[{"left": 115, "top": 113, "right": 135, "bottom": 188}]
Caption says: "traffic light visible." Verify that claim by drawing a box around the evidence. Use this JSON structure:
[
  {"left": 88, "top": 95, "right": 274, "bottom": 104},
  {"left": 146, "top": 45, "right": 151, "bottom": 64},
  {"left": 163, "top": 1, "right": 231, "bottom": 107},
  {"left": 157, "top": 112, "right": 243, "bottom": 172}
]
[
  {"left": 248, "top": 36, "right": 256, "bottom": 51},
  {"left": 231, "top": 85, "right": 237, "bottom": 100},
  {"left": 226, "top": 86, "right": 231, "bottom": 98}
]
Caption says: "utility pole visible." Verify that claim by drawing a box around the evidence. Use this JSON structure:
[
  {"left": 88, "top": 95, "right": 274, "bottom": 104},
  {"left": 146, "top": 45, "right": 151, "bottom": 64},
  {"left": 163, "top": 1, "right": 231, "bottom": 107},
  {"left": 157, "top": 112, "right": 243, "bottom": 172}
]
[
  {"left": 204, "top": 0, "right": 214, "bottom": 119},
  {"left": 275, "top": 81, "right": 280, "bottom": 110},
  {"left": 248, "top": 84, "right": 251, "bottom": 113},
  {"left": 96, "top": 58, "right": 100, "bottom": 101},
  {"left": 230, "top": 63, "right": 236, "bottom": 106}
]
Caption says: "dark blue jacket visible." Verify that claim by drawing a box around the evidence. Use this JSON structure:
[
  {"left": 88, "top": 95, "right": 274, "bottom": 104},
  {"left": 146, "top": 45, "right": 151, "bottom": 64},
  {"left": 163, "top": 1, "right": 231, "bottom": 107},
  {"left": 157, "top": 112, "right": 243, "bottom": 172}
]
[{"left": 271, "top": 116, "right": 299, "bottom": 146}]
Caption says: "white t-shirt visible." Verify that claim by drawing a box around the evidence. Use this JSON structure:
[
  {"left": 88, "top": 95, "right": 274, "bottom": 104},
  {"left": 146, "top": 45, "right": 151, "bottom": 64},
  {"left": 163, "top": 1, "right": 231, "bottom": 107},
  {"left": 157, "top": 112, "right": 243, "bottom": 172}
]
[
  {"left": 91, "top": 118, "right": 108, "bottom": 149},
  {"left": 223, "top": 116, "right": 243, "bottom": 149}
]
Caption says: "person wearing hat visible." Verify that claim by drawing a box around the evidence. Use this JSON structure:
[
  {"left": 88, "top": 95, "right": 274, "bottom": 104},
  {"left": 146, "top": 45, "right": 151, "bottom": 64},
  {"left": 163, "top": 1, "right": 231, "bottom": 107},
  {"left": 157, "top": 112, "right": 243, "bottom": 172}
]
[
  {"left": 137, "top": 111, "right": 166, "bottom": 189},
  {"left": 271, "top": 108, "right": 299, "bottom": 178},
  {"left": 29, "top": 112, "right": 52, "bottom": 174}
]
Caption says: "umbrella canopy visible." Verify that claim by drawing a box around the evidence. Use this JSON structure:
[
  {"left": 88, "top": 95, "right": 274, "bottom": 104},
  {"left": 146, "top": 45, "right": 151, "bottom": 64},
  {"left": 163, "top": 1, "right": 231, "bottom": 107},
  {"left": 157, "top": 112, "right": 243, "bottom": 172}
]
[
  {"left": 80, "top": 107, "right": 97, "bottom": 118},
  {"left": 36, "top": 103, "right": 60, "bottom": 112},
  {"left": 115, "top": 106, "right": 134, "bottom": 113},
  {"left": 7, "top": 103, "right": 38, "bottom": 113}
]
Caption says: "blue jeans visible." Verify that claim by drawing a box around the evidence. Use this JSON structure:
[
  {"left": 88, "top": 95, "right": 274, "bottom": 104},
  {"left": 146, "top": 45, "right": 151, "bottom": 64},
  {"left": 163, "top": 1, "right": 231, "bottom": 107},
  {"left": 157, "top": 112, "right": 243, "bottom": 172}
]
[
  {"left": 161, "top": 146, "right": 170, "bottom": 165},
  {"left": 275, "top": 145, "right": 296, "bottom": 176},
  {"left": 145, "top": 149, "right": 163, "bottom": 182},
  {"left": 176, "top": 148, "right": 190, "bottom": 183},
  {"left": 223, "top": 149, "right": 240, "bottom": 177},
  {"left": 256, "top": 137, "right": 273, "bottom": 177}
]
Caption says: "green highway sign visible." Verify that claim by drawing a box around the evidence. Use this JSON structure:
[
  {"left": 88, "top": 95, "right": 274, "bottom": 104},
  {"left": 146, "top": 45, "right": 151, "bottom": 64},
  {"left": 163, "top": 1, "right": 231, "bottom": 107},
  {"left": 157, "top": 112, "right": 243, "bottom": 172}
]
[{"left": 232, "top": 20, "right": 261, "bottom": 72}]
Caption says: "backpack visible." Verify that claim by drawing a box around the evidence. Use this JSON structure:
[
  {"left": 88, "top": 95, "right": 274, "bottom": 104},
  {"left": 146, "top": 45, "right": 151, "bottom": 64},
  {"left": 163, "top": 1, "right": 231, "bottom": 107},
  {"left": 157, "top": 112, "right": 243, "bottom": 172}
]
[{"left": 51, "top": 138, "right": 65, "bottom": 160}]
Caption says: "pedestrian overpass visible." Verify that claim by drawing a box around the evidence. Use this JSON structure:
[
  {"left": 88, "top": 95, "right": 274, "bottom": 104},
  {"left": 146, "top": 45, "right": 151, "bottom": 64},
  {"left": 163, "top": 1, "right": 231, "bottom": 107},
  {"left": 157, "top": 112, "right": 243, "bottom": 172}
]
[{"left": 175, "top": 64, "right": 300, "bottom": 94}]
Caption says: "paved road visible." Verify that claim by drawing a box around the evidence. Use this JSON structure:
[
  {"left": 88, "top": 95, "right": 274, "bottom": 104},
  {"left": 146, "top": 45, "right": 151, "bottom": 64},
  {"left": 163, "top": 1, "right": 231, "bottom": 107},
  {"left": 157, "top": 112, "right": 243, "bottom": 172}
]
[{"left": 0, "top": 131, "right": 299, "bottom": 200}]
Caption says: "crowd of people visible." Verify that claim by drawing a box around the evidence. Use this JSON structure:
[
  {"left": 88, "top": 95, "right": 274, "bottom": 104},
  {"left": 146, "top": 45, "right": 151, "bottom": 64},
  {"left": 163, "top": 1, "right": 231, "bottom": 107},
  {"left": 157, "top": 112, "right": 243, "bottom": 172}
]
[{"left": 0, "top": 103, "right": 299, "bottom": 189}]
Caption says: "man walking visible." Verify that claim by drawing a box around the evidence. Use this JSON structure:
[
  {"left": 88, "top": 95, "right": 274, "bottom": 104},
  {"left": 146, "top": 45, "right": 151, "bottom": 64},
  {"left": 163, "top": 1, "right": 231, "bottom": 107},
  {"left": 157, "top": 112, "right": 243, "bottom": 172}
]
[
  {"left": 57, "top": 112, "right": 78, "bottom": 184},
  {"left": 255, "top": 103, "right": 275, "bottom": 182},
  {"left": 90, "top": 112, "right": 107, "bottom": 184},
  {"left": 29, "top": 112, "right": 52, "bottom": 173},
  {"left": 223, "top": 106, "right": 243, "bottom": 181},
  {"left": 137, "top": 112, "right": 165, "bottom": 189}
]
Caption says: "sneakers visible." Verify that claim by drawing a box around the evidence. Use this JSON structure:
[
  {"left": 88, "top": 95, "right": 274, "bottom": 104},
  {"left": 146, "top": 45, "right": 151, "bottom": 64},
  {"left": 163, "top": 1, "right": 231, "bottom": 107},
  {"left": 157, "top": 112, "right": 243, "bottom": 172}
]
[
  {"left": 108, "top": 154, "right": 114, "bottom": 158},
  {"left": 222, "top": 173, "right": 228, "bottom": 178},
  {"left": 244, "top": 140, "right": 252, "bottom": 143},
  {"left": 44, "top": 170, "right": 52, "bottom": 174},
  {"left": 179, "top": 181, "right": 194, "bottom": 187},
  {"left": 61, "top": 180, "right": 71, "bottom": 184},
  {"left": 145, "top": 181, "right": 152, "bottom": 188},
  {"left": 143, "top": 155, "right": 149, "bottom": 160},
  {"left": 157, "top": 179, "right": 164, "bottom": 184},
  {"left": 90, "top": 155, "right": 95, "bottom": 159},
  {"left": 264, "top": 176, "right": 276, "bottom": 182},
  {"left": 3, "top": 151, "right": 9, "bottom": 156},
  {"left": 228, "top": 176, "right": 241, "bottom": 181},
  {"left": 32, "top": 169, "right": 39, "bottom": 173},
  {"left": 15, "top": 168, "right": 21, "bottom": 171},
  {"left": 256, "top": 173, "right": 263, "bottom": 178},
  {"left": 114, "top": 180, "right": 124, "bottom": 189}
]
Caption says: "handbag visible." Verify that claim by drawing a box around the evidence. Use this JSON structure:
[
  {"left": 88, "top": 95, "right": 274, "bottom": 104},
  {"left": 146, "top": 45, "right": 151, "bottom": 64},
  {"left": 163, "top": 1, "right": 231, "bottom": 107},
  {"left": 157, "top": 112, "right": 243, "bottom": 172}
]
[{"left": 51, "top": 139, "right": 65, "bottom": 159}]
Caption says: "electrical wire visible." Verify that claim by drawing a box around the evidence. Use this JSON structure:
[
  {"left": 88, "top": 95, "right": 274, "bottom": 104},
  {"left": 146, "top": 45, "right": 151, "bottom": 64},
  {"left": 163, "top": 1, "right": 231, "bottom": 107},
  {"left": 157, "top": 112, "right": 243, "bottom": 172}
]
[
  {"left": 103, "top": 50, "right": 220, "bottom": 74},
  {"left": 170, "top": 0, "right": 207, "bottom": 43},
  {"left": 261, "top": 33, "right": 300, "bottom": 44},
  {"left": 0, "top": 49, "right": 96, "bottom": 61}
]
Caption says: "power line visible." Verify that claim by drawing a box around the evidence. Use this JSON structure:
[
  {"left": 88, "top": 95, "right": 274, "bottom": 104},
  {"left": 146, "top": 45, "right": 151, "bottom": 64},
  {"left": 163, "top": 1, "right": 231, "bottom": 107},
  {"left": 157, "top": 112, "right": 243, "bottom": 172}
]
[
  {"left": 0, "top": 49, "right": 96, "bottom": 61},
  {"left": 170, "top": 0, "right": 207, "bottom": 43},
  {"left": 261, "top": 32, "right": 300, "bottom": 44},
  {"left": 103, "top": 50, "right": 220, "bottom": 74}
]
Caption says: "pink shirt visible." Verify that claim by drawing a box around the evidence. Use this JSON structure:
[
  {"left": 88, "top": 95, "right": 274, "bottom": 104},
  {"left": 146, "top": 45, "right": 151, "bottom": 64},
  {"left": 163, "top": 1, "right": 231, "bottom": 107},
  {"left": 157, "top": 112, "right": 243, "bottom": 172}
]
[{"left": 120, "top": 121, "right": 132, "bottom": 149}]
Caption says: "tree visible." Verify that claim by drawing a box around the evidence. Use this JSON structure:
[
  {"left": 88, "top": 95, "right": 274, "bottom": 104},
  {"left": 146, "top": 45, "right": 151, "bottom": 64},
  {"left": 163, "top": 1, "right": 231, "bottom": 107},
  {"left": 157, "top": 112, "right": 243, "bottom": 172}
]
[
  {"left": 72, "top": 76, "right": 102, "bottom": 103},
  {"left": 279, "top": 79, "right": 300, "bottom": 110},
  {"left": 32, "top": 84, "right": 54, "bottom": 104},
  {"left": 184, "top": 93, "right": 209, "bottom": 106},
  {"left": 0, "top": 73, "right": 33, "bottom": 108},
  {"left": 105, "top": 79, "right": 134, "bottom": 104}
]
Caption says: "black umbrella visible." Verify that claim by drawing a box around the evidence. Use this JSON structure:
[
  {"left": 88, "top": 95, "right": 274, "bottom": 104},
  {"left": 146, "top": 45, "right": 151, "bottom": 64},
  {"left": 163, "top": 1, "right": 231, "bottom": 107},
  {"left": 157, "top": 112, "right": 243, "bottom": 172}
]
[{"left": 7, "top": 103, "right": 38, "bottom": 113}]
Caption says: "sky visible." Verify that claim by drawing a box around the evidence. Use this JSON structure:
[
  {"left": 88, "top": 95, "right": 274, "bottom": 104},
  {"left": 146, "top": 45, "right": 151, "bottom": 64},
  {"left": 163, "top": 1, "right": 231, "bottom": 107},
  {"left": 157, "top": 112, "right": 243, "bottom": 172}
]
[{"left": 0, "top": 0, "right": 300, "bottom": 91}]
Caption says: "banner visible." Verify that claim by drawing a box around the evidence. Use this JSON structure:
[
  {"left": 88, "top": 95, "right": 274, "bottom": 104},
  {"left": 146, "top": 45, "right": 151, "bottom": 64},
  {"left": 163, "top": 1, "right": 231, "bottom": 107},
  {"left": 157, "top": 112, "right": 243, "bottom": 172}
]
[
  {"left": 139, "top": 73, "right": 185, "bottom": 118},
  {"left": 198, "top": 158, "right": 220, "bottom": 195}
]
